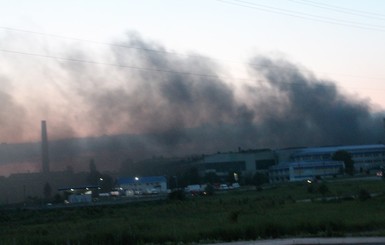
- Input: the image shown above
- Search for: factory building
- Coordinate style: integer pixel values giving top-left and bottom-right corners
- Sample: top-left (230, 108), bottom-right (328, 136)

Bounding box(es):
top-left (291, 144), bottom-right (385, 172)
top-left (195, 149), bottom-right (277, 180)
top-left (269, 160), bottom-right (344, 183)
top-left (269, 144), bottom-right (385, 183)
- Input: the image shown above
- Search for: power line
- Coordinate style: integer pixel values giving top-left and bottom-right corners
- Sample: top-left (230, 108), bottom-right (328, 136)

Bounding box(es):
top-left (1, 48), bottom-right (384, 92)
top-left (0, 26), bottom-right (190, 58)
top-left (0, 26), bottom-right (384, 82)
top-left (290, 0), bottom-right (385, 20)
top-left (217, 0), bottom-right (385, 32)
top-left (0, 48), bottom-right (228, 80)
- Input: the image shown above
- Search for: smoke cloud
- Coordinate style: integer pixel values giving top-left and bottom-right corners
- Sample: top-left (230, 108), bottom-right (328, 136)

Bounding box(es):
top-left (0, 32), bottom-right (384, 171)
top-left (245, 57), bottom-right (382, 147)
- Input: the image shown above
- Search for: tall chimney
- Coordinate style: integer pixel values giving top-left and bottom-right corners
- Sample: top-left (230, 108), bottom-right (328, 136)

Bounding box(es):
top-left (41, 120), bottom-right (50, 173)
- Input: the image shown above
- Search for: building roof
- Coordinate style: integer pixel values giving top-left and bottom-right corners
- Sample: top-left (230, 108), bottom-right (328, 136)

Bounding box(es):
top-left (117, 176), bottom-right (166, 185)
top-left (292, 144), bottom-right (385, 157)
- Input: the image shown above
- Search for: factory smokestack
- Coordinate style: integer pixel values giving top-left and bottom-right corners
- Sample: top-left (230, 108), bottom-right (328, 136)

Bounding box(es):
top-left (41, 120), bottom-right (50, 173)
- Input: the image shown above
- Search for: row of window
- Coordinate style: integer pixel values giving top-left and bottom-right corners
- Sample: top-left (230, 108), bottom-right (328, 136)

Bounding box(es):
top-left (355, 160), bottom-right (385, 164)
top-left (270, 165), bottom-right (341, 174)
top-left (352, 152), bottom-right (385, 158)
top-left (294, 152), bottom-right (385, 162)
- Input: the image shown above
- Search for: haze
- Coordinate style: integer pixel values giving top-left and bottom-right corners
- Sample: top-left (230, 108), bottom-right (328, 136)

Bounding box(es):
top-left (0, 1), bottom-right (384, 173)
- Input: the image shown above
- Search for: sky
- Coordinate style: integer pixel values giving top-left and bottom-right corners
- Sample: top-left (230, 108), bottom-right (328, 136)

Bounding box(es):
top-left (0, 0), bottom-right (385, 147)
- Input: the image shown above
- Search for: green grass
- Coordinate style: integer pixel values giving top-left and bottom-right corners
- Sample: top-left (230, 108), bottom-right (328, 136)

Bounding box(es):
top-left (1, 179), bottom-right (385, 244)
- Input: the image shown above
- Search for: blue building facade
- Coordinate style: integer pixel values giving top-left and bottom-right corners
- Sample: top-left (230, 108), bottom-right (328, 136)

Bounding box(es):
top-left (269, 144), bottom-right (385, 183)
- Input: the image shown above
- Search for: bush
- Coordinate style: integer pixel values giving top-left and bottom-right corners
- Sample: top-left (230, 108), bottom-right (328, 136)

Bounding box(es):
top-left (204, 184), bottom-right (215, 196)
top-left (228, 211), bottom-right (240, 223)
top-left (168, 189), bottom-right (186, 201)
top-left (358, 189), bottom-right (371, 201)
top-left (318, 183), bottom-right (329, 196)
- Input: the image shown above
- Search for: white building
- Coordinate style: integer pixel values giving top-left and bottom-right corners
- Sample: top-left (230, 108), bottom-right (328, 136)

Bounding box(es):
top-left (269, 161), bottom-right (344, 183)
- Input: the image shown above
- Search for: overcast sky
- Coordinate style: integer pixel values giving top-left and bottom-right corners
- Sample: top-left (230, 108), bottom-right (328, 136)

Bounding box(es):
top-left (1, 0), bottom-right (385, 143)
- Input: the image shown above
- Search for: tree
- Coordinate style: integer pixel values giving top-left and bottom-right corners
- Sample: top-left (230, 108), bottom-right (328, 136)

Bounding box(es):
top-left (332, 150), bottom-right (354, 175)
top-left (87, 159), bottom-right (114, 193)
top-left (99, 174), bottom-right (114, 192)
top-left (88, 159), bottom-right (101, 185)
top-left (318, 183), bottom-right (329, 197)
top-left (253, 172), bottom-right (269, 187)
top-left (181, 167), bottom-right (200, 186)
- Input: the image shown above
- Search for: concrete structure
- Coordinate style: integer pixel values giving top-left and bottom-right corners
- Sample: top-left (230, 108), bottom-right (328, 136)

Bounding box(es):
top-left (269, 160), bottom-right (344, 183)
top-left (117, 176), bottom-right (168, 194)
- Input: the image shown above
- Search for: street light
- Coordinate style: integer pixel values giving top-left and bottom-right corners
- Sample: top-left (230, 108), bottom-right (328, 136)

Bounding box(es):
top-left (233, 172), bottom-right (239, 182)
top-left (98, 178), bottom-right (104, 190)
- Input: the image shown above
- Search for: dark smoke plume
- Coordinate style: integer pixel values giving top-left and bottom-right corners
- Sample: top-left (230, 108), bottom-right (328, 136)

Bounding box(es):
top-left (63, 33), bottom-right (382, 153)
top-left (247, 57), bottom-right (383, 147)
top-left (0, 32), bottom-right (384, 173)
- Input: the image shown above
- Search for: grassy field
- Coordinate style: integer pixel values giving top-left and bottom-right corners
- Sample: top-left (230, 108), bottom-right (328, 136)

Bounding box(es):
top-left (1, 178), bottom-right (385, 244)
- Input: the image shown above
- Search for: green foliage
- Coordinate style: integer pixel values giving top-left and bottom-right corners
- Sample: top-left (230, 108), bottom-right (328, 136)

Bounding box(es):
top-left (2, 179), bottom-right (385, 244)
top-left (168, 189), bottom-right (186, 201)
top-left (358, 189), bottom-right (371, 201)
top-left (228, 210), bottom-right (240, 223)
top-left (318, 183), bottom-right (329, 196)
top-left (253, 172), bottom-right (269, 187)
top-left (204, 184), bottom-right (215, 196)
top-left (53, 193), bottom-right (63, 204)
top-left (87, 159), bottom-right (114, 193)
top-left (180, 167), bottom-right (200, 186)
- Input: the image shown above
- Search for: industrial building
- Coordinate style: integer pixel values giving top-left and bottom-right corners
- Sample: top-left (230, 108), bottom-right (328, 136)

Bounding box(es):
top-left (269, 144), bottom-right (385, 183)
top-left (269, 160), bottom-right (344, 183)
top-left (195, 149), bottom-right (276, 180)
top-left (290, 144), bottom-right (385, 172)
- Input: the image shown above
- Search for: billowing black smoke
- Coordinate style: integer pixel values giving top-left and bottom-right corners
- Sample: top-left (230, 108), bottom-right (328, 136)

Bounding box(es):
top-left (247, 57), bottom-right (383, 147)
top-left (0, 32), bottom-right (384, 171)
top-left (63, 33), bottom-right (382, 154)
